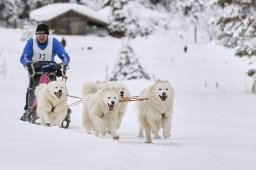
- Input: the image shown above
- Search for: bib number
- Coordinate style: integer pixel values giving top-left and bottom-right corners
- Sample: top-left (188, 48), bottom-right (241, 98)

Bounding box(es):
top-left (38, 53), bottom-right (46, 60)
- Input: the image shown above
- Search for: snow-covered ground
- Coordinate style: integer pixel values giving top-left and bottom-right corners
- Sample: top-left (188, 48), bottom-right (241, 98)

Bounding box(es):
top-left (0, 27), bottom-right (256, 170)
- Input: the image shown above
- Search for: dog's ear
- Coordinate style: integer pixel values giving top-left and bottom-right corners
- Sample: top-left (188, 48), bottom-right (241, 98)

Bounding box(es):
top-left (164, 80), bottom-right (170, 83)
top-left (96, 80), bottom-right (106, 84)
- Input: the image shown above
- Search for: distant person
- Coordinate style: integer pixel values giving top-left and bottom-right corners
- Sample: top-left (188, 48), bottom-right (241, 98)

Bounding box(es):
top-left (19, 23), bottom-right (71, 126)
top-left (61, 36), bottom-right (66, 47)
top-left (184, 46), bottom-right (188, 53)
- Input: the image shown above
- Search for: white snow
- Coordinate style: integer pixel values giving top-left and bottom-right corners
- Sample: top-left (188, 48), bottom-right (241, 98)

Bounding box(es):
top-left (30, 3), bottom-right (108, 23)
top-left (0, 27), bottom-right (256, 170)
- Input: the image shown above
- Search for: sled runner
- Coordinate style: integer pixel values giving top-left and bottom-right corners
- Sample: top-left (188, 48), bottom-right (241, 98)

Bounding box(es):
top-left (20, 61), bottom-right (71, 128)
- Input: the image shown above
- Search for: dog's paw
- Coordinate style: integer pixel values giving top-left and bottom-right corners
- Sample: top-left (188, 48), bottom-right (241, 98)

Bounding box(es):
top-left (137, 134), bottom-right (144, 138)
top-left (101, 131), bottom-right (106, 137)
top-left (163, 133), bottom-right (171, 139)
top-left (163, 136), bottom-right (170, 139)
top-left (145, 140), bottom-right (152, 144)
top-left (112, 135), bottom-right (120, 140)
top-left (155, 135), bottom-right (161, 139)
top-left (95, 131), bottom-right (100, 137)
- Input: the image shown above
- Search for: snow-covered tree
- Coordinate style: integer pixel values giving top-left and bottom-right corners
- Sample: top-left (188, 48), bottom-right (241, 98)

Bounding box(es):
top-left (137, 0), bottom-right (171, 12)
top-left (170, 0), bottom-right (207, 43)
top-left (215, 0), bottom-right (256, 57)
top-left (0, 0), bottom-right (56, 27)
top-left (20, 20), bottom-right (38, 41)
top-left (27, 0), bottom-right (55, 10)
top-left (109, 39), bottom-right (150, 81)
top-left (105, 0), bottom-right (128, 37)
top-left (80, 0), bottom-right (105, 9)
top-left (105, 0), bottom-right (154, 38)
top-left (19, 0), bottom-right (55, 19)
top-left (0, 0), bottom-right (24, 27)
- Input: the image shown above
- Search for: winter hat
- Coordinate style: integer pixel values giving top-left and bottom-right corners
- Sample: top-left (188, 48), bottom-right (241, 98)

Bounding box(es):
top-left (36, 24), bottom-right (49, 35)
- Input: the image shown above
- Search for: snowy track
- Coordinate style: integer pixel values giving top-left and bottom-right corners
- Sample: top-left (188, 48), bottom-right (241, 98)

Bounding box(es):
top-left (0, 28), bottom-right (255, 170)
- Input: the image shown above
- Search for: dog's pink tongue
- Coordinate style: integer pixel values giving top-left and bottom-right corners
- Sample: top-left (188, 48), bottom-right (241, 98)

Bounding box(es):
top-left (55, 92), bottom-right (62, 99)
top-left (160, 95), bottom-right (167, 101)
top-left (108, 104), bottom-right (114, 111)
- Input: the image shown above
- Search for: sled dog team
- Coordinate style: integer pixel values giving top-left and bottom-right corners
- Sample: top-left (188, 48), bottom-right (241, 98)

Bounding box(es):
top-left (35, 79), bottom-right (174, 143)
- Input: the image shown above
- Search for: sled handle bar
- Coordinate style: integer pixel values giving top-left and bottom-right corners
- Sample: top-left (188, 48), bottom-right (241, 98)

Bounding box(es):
top-left (25, 62), bottom-right (68, 79)
top-left (28, 62), bottom-right (36, 77)
top-left (61, 64), bottom-right (68, 81)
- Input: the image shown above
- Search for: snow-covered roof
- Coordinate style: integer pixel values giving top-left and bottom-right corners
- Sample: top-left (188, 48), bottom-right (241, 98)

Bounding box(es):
top-left (30, 3), bottom-right (108, 24)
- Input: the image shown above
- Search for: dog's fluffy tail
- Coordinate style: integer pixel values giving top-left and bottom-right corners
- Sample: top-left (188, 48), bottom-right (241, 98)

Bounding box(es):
top-left (35, 83), bottom-right (47, 96)
top-left (82, 81), bottom-right (97, 97)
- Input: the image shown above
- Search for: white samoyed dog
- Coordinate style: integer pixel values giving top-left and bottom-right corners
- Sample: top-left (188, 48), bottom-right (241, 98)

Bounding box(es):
top-left (82, 82), bottom-right (120, 140)
top-left (137, 80), bottom-right (174, 143)
top-left (35, 80), bottom-right (68, 127)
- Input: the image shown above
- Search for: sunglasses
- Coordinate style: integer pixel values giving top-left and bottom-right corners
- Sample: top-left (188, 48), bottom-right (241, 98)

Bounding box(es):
top-left (36, 34), bottom-right (48, 38)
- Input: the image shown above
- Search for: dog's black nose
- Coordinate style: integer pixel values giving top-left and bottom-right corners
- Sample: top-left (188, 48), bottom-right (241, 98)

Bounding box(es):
top-left (162, 92), bottom-right (166, 96)
top-left (120, 91), bottom-right (124, 95)
top-left (59, 89), bottom-right (62, 93)
top-left (111, 101), bottom-right (115, 105)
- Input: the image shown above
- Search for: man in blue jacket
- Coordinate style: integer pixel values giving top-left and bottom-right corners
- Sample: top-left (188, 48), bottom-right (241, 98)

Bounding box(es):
top-left (20, 23), bottom-right (70, 67)
top-left (20, 23), bottom-right (71, 128)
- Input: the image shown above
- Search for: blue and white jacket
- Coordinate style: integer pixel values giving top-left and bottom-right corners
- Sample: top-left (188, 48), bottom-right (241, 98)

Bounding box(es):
top-left (20, 36), bottom-right (70, 66)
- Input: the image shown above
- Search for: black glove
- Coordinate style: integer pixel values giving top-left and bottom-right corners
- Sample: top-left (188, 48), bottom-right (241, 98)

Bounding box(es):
top-left (56, 69), bottom-right (62, 77)
top-left (26, 62), bottom-right (42, 73)
top-left (33, 62), bottom-right (42, 69)
top-left (53, 63), bottom-right (62, 70)
top-left (55, 64), bottom-right (68, 77)
top-left (53, 64), bottom-right (62, 77)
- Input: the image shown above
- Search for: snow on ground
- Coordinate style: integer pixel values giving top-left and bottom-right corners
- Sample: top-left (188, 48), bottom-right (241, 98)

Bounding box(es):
top-left (0, 27), bottom-right (256, 170)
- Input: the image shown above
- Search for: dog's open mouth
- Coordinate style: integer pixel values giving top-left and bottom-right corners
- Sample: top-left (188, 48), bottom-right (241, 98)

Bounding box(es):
top-left (159, 95), bottom-right (167, 101)
top-left (108, 104), bottom-right (114, 111)
top-left (54, 92), bottom-right (62, 99)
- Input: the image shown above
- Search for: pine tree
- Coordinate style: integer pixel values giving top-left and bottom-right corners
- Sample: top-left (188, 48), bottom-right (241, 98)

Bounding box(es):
top-left (20, 20), bottom-right (37, 41)
top-left (170, 0), bottom-right (207, 43)
top-left (19, 0), bottom-right (53, 19)
top-left (147, 0), bottom-right (172, 11)
top-left (105, 0), bottom-right (154, 38)
top-left (27, 0), bottom-right (55, 10)
top-left (215, 0), bottom-right (256, 57)
top-left (0, 0), bottom-right (24, 28)
top-left (109, 39), bottom-right (150, 81)
top-left (0, 0), bottom-right (55, 27)
top-left (104, 0), bottom-right (128, 37)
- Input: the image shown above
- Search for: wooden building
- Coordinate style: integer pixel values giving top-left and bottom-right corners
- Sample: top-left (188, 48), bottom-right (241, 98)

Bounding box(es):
top-left (30, 3), bottom-right (108, 35)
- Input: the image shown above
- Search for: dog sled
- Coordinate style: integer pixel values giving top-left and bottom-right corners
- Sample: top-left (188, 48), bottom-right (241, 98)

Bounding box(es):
top-left (20, 61), bottom-right (71, 128)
